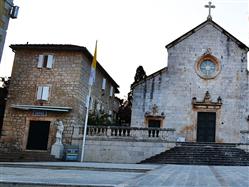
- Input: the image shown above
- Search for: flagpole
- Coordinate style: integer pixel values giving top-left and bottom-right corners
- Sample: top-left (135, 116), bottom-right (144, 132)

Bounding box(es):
top-left (80, 86), bottom-right (92, 162)
top-left (80, 41), bottom-right (97, 162)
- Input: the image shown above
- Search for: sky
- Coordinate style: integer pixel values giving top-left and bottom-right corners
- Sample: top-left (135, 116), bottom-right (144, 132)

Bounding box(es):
top-left (0, 0), bottom-right (248, 98)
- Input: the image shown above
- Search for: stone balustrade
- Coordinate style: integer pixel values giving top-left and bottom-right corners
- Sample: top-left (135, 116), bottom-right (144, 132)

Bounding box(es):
top-left (74, 126), bottom-right (176, 141)
top-left (240, 130), bottom-right (249, 144)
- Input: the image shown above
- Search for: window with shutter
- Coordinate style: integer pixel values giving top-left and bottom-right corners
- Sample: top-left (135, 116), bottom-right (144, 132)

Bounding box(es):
top-left (36, 86), bottom-right (50, 101)
top-left (37, 55), bottom-right (44, 68)
top-left (110, 86), bottom-right (113, 97)
top-left (37, 86), bottom-right (43, 100)
top-left (37, 54), bottom-right (54, 69)
top-left (42, 86), bottom-right (49, 101)
top-left (46, 55), bottom-right (54, 69)
top-left (43, 55), bottom-right (48, 67)
top-left (102, 78), bottom-right (106, 90)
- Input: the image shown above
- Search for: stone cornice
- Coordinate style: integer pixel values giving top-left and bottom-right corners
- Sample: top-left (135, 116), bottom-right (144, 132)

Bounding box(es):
top-left (11, 104), bottom-right (72, 112)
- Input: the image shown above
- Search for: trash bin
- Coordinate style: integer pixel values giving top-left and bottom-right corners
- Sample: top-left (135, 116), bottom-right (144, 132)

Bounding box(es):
top-left (65, 147), bottom-right (79, 161)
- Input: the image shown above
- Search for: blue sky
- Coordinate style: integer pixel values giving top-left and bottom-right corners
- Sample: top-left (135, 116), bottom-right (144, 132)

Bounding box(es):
top-left (0, 0), bottom-right (248, 97)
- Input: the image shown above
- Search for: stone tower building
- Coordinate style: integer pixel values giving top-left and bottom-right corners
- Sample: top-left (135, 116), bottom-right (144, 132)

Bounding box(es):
top-left (0, 44), bottom-right (119, 152)
top-left (131, 19), bottom-right (249, 143)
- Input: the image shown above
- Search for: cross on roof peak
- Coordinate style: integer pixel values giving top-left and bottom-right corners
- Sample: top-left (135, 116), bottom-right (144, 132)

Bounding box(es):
top-left (205, 1), bottom-right (215, 20)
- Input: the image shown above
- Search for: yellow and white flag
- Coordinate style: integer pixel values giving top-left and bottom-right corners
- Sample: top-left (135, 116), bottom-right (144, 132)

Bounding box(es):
top-left (88, 41), bottom-right (97, 86)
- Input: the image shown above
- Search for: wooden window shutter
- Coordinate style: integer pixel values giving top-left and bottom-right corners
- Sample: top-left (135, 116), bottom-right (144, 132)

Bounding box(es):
top-left (37, 55), bottom-right (44, 68)
top-left (46, 55), bottom-right (54, 69)
top-left (102, 78), bottom-right (106, 90)
top-left (41, 86), bottom-right (49, 101)
top-left (37, 86), bottom-right (43, 100)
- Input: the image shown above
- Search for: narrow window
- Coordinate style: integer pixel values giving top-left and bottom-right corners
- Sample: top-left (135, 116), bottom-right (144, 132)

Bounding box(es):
top-left (46, 55), bottom-right (54, 69)
top-left (37, 55), bottom-right (44, 68)
top-left (37, 86), bottom-right (43, 100)
top-left (102, 78), bottom-right (106, 90)
top-left (43, 55), bottom-right (48, 67)
top-left (37, 86), bottom-right (49, 101)
top-left (37, 54), bottom-right (54, 69)
top-left (109, 86), bottom-right (113, 97)
top-left (148, 120), bottom-right (161, 128)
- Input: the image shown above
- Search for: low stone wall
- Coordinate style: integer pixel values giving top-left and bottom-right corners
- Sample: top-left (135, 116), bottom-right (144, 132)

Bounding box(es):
top-left (73, 137), bottom-right (175, 163)
top-left (73, 125), bottom-right (176, 141)
top-left (71, 126), bottom-right (176, 163)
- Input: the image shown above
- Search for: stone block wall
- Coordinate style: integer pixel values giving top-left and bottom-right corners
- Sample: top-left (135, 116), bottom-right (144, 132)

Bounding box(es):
top-left (80, 138), bottom-right (175, 163)
top-left (1, 46), bottom-right (119, 152)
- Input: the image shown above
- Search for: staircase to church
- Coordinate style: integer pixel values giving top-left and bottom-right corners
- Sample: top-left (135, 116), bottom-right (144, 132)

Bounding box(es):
top-left (140, 143), bottom-right (249, 166)
top-left (0, 151), bottom-right (58, 162)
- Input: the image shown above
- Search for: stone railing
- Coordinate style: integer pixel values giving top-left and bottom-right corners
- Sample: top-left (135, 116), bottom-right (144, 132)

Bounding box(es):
top-left (74, 126), bottom-right (176, 141)
top-left (240, 130), bottom-right (249, 144)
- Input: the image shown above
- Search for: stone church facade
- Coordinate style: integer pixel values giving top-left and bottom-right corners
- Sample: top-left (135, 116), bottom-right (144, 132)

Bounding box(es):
top-left (131, 19), bottom-right (249, 143)
top-left (0, 44), bottom-right (119, 152)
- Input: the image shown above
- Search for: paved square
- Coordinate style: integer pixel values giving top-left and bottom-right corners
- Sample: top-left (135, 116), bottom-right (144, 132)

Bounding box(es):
top-left (0, 162), bottom-right (248, 187)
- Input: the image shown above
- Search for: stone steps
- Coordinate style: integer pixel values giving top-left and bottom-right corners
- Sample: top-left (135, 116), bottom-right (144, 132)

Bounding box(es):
top-left (178, 142), bottom-right (237, 147)
top-left (140, 143), bottom-right (249, 166)
top-left (0, 151), bottom-right (58, 162)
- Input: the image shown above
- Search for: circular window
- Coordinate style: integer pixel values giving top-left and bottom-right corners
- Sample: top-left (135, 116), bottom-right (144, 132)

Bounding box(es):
top-left (195, 54), bottom-right (221, 79)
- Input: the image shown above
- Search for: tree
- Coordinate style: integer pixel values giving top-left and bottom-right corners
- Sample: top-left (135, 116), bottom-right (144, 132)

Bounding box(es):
top-left (117, 92), bottom-right (132, 126)
top-left (0, 77), bottom-right (10, 136)
top-left (134, 66), bottom-right (146, 83)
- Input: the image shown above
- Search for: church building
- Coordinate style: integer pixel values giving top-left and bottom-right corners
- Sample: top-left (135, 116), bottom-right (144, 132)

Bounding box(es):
top-left (0, 3), bottom-right (248, 164)
top-left (131, 11), bottom-right (249, 144)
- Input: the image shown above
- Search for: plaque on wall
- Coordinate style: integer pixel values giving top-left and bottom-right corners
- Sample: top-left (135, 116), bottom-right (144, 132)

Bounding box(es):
top-left (32, 110), bottom-right (47, 116)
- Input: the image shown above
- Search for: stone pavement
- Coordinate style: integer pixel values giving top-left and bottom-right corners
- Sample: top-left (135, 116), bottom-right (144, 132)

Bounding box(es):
top-left (0, 162), bottom-right (248, 187)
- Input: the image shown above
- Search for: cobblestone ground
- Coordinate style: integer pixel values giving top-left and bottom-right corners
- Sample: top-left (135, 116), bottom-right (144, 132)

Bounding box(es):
top-left (0, 163), bottom-right (248, 187)
top-left (119, 165), bottom-right (249, 187)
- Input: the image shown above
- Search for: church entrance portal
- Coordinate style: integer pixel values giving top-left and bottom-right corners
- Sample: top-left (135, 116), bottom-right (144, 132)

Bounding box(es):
top-left (26, 121), bottom-right (50, 150)
top-left (197, 112), bottom-right (216, 142)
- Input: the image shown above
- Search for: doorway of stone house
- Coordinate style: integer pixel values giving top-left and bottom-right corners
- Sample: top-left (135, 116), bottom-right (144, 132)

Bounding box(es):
top-left (26, 120), bottom-right (50, 150)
